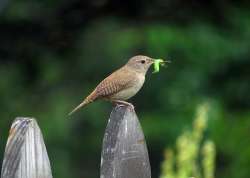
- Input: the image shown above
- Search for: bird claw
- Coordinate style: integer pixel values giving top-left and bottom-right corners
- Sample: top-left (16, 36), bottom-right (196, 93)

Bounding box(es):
top-left (116, 104), bottom-right (134, 111)
top-left (127, 103), bottom-right (135, 111)
top-left (112, 100), bottom-right (135, 111)
top-left (116, 103), bottom-right (126, 109)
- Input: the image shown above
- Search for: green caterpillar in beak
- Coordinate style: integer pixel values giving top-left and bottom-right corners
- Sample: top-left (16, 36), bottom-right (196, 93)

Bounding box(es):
top-left (152, 59), bottom-right (170, 73)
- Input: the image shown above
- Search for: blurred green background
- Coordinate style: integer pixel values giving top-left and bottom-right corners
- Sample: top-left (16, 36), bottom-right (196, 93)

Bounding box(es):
top-left (0, 0), bottom-right (250, 178)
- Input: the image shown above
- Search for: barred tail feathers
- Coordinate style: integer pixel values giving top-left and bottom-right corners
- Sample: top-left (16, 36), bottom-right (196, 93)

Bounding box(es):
top-left (68, 91), bottom-right (97, 116)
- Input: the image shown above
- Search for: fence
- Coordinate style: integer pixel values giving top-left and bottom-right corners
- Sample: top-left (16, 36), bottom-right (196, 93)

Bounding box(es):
top-left (1, 106), bottom-right (151, 178)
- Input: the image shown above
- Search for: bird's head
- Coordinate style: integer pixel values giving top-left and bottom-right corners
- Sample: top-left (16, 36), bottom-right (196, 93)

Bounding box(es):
top-left (126, 55), bottom-right (155, 75)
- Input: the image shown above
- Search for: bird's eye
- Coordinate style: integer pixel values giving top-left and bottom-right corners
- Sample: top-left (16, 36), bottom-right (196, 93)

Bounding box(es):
top-left (141, 60), bottom-right (145, 64)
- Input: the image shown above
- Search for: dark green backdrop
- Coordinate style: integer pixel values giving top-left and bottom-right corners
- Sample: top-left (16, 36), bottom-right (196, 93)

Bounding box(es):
top-left (0, 0), bottom-right (250, 178)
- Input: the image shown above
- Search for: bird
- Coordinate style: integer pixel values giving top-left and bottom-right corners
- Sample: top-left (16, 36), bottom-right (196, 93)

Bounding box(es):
top-left (69, 55), bottom-right (156, 115)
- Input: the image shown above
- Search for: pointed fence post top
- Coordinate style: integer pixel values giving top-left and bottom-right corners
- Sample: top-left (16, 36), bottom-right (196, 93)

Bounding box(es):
top-left (100, 106), bottom-right (151, 178)
top-left (1, 117), bottom-right (53, 178)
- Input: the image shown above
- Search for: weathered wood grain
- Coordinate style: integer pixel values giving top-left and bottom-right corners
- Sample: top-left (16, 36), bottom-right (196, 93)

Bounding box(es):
top-left (100, 106), bottom-right (151, 178)
top-left (1, 117), bottom-right (52, 178)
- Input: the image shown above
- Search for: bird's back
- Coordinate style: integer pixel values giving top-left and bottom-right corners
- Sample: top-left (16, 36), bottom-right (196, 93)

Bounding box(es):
top-left (94, 66), bottom-right (139, 100)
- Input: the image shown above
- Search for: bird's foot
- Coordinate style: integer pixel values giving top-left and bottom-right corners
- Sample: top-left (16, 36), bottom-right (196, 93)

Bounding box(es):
top-left (112, 100), bottom-right (135, 111)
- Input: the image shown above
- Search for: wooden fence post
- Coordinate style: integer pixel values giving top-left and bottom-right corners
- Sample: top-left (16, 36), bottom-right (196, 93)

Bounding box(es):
top-left (1, 117), bottom-right (53, 178)
top-left (100, 106), bottom-right (151, 178)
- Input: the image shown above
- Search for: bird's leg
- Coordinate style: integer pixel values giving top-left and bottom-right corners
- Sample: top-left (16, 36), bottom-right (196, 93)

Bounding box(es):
top-left (112, 100), bottom-right (135, 110)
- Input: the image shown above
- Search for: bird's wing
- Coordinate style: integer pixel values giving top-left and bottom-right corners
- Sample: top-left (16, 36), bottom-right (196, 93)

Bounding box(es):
top-left (95, 67), bottom-right (135, 98)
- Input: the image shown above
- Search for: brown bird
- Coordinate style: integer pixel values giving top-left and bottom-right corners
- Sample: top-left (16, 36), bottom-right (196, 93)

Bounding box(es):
top-left (69, 55), bottom-right (155, 115)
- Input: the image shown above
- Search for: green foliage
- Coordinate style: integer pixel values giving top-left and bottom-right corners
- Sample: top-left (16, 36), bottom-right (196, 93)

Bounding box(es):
top-left (160, 103), bottom-right (216, 178)
top-left (0, 1), bottom-right (250, 178)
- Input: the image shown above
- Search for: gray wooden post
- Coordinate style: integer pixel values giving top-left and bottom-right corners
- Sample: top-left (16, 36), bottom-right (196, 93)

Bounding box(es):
top-left (1, 117), bottom-right (53, 178)
top-left (100, 106), bottom-right (151, 178)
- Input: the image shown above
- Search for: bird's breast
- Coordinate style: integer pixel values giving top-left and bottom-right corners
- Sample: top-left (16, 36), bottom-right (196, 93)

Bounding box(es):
top-left (110, 74), bottom-right (145, 100)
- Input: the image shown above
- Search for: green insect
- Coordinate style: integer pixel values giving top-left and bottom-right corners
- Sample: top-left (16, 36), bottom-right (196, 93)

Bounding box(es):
top-left (152, 59), bottom-right (170, 73)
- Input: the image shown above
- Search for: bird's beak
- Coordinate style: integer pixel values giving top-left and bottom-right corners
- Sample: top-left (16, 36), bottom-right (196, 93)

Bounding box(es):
top-left (165, 59), bottom-right (171, 63)
top-left (151, 58), bottom-right (171, 65)
top-left (148, 58), bottom-right (155, 64)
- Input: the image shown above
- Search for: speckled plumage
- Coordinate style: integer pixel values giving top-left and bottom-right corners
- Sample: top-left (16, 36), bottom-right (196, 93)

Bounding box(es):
top-left (69, 55), bottom-right (154, 115)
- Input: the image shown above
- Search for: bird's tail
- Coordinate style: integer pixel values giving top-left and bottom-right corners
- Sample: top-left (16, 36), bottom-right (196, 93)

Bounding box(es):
top-left (68, 100), bottom-right (88, 116)
top-left (68, 91), bottom-right (96, 116)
